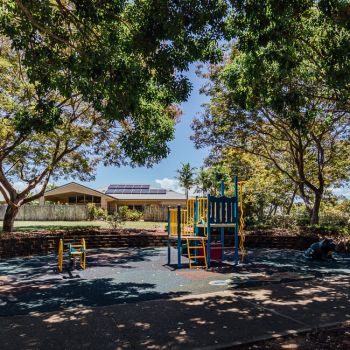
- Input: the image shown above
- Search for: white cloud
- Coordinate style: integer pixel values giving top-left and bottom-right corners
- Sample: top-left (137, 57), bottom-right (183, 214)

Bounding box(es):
top-left (155, 177), bottom-right (197, 196)
top-left (155, 178), bottom-right (184, 194)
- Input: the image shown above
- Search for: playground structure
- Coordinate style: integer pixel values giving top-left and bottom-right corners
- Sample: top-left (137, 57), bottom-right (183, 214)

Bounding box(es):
top-left (57, 238), bottom-right (87, 273)
top-left (167, 176), bottom-right (245, 268)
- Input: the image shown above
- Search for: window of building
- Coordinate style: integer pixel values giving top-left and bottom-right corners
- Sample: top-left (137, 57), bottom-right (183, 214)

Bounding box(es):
top-left (85, 195), bottom-right (93, 203)
top-left (93, 196), bottom-right (101, 204)
top-left (76, 195), bottom-right (85, 204)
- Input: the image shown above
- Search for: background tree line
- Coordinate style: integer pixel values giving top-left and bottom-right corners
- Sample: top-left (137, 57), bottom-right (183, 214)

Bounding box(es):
top-left (192, 0), bottom-right (350, 226)
top-left (177, 159), bottom-right (350, 235)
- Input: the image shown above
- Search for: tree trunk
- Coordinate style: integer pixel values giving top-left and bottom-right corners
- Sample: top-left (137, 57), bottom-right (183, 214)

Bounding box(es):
top-left (258, 199), bottom-right (264, 221)
top-left (286, 187), bottom-right (297, 215)
top-left (3, 205), bottom-right (19, 233)
top-left (273, 205), bottom-right (278, 215)
top-left (310, 193), bottom-right (322, 225)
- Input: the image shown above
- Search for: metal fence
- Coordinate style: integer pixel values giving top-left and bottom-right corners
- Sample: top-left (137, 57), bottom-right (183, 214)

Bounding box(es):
top-left (0, 204), bottom-right (88, 221)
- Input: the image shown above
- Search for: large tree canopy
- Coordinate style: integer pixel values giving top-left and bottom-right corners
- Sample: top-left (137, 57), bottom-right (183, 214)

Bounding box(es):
top-left (1, 0), bottom-right (227, 144)
top-left (192, 1), bottom-right (350, 224)
top-left (225, 0), bottom-right (350, 117)
top-left (0, 36), bottom-right (130, 231)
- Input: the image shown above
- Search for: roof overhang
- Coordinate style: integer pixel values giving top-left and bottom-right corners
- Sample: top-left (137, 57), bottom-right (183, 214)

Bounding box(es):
top-left (44, 182), bottom-right (116, 201)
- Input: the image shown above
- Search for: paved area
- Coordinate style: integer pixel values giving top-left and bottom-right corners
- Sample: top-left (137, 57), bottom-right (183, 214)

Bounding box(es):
top-left (0, 247), bottom-right (349, 349)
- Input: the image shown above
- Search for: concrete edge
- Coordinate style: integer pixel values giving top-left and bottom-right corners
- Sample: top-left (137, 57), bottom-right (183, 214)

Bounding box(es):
top-left (196, 320), bottom-right (350, 350)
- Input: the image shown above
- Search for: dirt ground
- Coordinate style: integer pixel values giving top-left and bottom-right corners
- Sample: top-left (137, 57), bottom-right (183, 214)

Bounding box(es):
top-left (238, 324), bottom-right (350, 350)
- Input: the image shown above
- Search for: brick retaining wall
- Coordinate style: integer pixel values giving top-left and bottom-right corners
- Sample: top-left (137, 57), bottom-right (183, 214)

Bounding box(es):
top-left (0, 229), bottom-right (348, 259)
top-left (0, 229), bottom-right (167, 259)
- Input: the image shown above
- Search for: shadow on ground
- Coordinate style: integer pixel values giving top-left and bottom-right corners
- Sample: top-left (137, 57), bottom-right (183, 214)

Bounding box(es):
top-left (0, 247), bottom-right (188, 316)
top-left (0, 276), bottom-right (349, 350)
top-left (1, 247), bottom-right (350, 319)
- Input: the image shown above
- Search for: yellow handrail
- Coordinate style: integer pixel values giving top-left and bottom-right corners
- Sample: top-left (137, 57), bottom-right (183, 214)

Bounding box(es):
top-left (238, 182), bottom-right (246, 261)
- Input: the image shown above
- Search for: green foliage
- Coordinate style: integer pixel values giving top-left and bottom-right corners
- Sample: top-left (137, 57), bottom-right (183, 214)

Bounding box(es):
top-left (304, 224), bottom-right (349, 237)
top-left (0, 0), bottom-right (227, 163)
top-left (96, 207), bottom-right (107, 220)
top-left (265, 215), bottom-right (299, 230)
top-left (176, 162), bottom-right (196, 199)
top-left (118, 206), bottom-right (143, 221)
top-left (87, 203), bottom-right (98, 221)
top-left (195, 165), bottom-right (231, 196)
top-left (246, 200), bottom-right (350, 236)
top-left (107, 213), bottom-right (124, 230)
top-left (87, 203), bottom-right (107, 220)
top-left (118, 206), bottom-right (130, 220)
top-left (126, 210), bottom-right (143, 222)
top-left (225, 0), bottom-right (350, 111)
top-left (195, 167), bottom-right (213, 196)
top-left (192, 3), bottom-right (350, 223)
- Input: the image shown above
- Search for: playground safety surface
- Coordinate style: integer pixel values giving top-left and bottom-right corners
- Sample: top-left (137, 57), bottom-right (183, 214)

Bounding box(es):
top-left (0, 247), bottom-right (350, 349)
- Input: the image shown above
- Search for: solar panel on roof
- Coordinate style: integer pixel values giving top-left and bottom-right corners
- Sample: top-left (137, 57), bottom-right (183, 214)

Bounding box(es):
top-left (148, 189), bottom-right (166, 194)
top-left (107, 184), bottom-right (150, 190)
top-left (106, 185), bottom-right (167, 195)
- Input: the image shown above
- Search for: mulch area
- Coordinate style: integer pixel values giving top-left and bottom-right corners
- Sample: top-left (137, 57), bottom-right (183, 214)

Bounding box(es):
top-left (237, 324), bottom-right (350, 350)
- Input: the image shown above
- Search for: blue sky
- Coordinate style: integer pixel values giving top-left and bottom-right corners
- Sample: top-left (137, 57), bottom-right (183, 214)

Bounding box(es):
top-left (67, 63), bottom-right (210, 192)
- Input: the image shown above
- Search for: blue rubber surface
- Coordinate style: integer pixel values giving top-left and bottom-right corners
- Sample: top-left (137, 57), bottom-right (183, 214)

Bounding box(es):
top-left (0, 247), bottom-right (349, 316)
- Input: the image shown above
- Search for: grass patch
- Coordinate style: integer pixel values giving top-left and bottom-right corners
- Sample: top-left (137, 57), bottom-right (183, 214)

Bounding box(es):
top-left (0, 220), bottom-right (166, 232)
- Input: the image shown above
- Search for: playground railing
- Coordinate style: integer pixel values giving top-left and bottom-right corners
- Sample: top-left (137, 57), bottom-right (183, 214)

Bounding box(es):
top-left (169, 207), bottom-right (194, 237)
top-left (208, 195), bottom-right (237, 224)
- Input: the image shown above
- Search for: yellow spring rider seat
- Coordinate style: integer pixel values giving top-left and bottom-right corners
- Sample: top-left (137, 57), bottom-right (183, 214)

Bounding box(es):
top-left (57, 238), bottom-right (87, 273)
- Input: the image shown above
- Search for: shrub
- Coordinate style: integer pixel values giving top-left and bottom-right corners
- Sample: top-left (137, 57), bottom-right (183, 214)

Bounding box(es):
top-left (96, 207), bottom-right (107, 220)
top-left (87, 203), bottom-right (107, 220)
top-left (118, 206), bottom-right (129, 220)
top-left (304, 224), bottom-right (349, 237)
top-left (126, 210), bottom-right (143, 221)
top-left (87, 203), bottom-right (98, 221)
top-left (118, 206), bottom-right (143, 221)
top-left (320, 208), bottom-right (350, 227)
top-left (107, 213), bottom-right (124, 229)
top-left (266, 215), bottom-right (298, 229)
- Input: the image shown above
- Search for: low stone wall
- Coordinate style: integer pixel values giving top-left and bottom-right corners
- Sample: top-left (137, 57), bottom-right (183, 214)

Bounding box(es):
top-left (0, 228), bottom-right (348, 259)
top-left (0, 229), bottom-right (167, 259)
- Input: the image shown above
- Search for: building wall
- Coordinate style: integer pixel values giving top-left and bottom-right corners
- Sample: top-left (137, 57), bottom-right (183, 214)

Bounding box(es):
top-left (116, 199), bottom-right (186, 212)
top-left (42, 183), bottom-right (186, 213)
top-left (43, 183), bottom-right (116, 210)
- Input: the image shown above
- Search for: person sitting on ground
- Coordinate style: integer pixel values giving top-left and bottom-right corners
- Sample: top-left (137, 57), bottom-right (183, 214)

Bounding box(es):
top-left (303, 238), bottom-right (336, 260)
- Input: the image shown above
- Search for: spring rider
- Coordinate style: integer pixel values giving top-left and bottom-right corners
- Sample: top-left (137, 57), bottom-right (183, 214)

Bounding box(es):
top-left (57, 238), bottom-right (87, 273)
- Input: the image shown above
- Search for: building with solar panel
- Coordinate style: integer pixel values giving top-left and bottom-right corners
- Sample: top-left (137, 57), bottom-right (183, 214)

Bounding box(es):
top-left (40, 182), bottom-right (186, 214)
